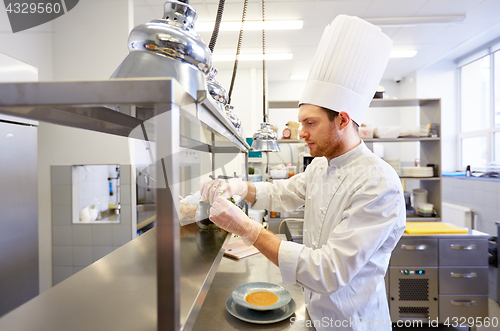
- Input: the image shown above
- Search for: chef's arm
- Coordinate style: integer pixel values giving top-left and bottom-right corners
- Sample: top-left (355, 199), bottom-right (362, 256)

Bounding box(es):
top-left (253, 228), bottom-right (281, 266)
top-left (242, 181), bottom-right (257, 204)
top-left (279, 178), bottom-right (405, 296)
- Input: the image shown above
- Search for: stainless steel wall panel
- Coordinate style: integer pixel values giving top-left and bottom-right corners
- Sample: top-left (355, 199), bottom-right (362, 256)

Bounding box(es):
top-left (0, 122), bottom-right (38, 317)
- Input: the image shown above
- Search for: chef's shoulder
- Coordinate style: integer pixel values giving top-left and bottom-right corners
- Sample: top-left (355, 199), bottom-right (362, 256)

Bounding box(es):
top-left (351, 152), bottom-right (403, 193)
top-left (304, 156), bottom-right (328, 172)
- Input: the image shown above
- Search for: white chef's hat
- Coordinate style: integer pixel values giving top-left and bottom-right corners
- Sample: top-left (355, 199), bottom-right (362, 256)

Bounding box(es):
top-left (299, 15), bottom-right (392, 125)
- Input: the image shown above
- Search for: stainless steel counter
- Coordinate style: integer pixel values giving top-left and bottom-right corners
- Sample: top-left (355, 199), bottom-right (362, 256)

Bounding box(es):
top-left (0, 224), bottom-right (228, 330)
top-left (192, 237), bottom-right (314, 331)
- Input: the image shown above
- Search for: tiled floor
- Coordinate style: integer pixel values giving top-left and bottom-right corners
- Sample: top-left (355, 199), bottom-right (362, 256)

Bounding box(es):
top-left (393, 299), bottom-right (500, 330)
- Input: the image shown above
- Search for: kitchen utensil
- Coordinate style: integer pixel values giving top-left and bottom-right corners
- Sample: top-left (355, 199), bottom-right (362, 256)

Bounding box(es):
top-left (231, 282), bottom-right (292, 311)
top-left (224, 239), bottom-right (260, 259)
top-left (225, 296), bottom-right (296, 324)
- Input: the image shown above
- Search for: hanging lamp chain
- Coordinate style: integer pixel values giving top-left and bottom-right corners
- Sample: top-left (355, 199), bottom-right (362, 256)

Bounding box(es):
top-left (208, 0), bottom-right (226, 53)
top-left (262, 0), bottom-right (266, 123)
top-left (228, 0), bottom-right (248, 104)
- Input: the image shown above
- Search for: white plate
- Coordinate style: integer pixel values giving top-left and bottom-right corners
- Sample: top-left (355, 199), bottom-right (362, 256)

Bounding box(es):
top-left (231, 282), bottom-right (292, 311)
top-left (225, 296), bottom-right (296, 324)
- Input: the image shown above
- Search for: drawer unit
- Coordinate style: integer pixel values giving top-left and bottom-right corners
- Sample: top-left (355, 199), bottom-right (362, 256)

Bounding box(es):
top-left (389, 267), bottom-right (438, 322)
top-left (439, 239), bottom-right (488, 266)
top-left (438, 267), bottom-right (489, 295)
top-left (438, 295), bottom-right (489, 323)
top-left (391, 238), bottom-right (438, 266)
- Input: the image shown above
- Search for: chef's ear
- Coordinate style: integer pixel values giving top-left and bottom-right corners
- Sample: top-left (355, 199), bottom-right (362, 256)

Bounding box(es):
top-left (337, 111), bottom-right (352, 130)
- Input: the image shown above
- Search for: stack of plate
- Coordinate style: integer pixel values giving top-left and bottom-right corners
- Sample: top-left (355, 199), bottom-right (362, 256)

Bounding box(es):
top-left (383, 158), bottom-right (400, 175)
top-left (401, 167), bottom-right (434, 177)
top-left (226, 282), bottom-right (296, 324)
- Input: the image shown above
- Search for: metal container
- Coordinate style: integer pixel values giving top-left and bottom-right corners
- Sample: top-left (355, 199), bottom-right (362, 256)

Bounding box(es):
top-left (206, 67), bottom-right (228, 110)
top-left (111, 1), bottom-right (212, 99)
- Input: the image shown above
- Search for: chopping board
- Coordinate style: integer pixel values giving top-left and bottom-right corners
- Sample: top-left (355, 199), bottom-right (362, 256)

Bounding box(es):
top-left (405, 222), bottom-right (468, 235)
top-left (224, 239), bottom-right (260, 259)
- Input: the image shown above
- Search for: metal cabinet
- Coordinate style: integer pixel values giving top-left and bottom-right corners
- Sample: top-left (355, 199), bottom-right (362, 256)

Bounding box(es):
top-left (388, 233), bottom-right (490, 324)
top-left (437, 238), bottom-right (489, 323)
top-left (390, 238), bottom-right (438, 266)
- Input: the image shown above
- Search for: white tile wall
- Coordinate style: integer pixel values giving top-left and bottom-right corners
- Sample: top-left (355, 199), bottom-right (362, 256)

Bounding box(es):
top-left (51, 165), bottom-right (133, 286)
top-left (442, 177), bottom-right (499, 236)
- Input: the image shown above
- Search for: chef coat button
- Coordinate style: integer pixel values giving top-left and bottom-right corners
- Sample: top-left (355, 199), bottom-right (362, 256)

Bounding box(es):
top-left (319, 208), bottom-right (324, 213)
top-left (304, 229), bottom-right (308, 233)
top-left (308, 197), bottom-right (311, 200)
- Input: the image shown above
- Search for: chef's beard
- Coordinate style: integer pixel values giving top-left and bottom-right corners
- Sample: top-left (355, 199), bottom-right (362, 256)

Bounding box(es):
top-left (308, 126), bottom-right (343, 160)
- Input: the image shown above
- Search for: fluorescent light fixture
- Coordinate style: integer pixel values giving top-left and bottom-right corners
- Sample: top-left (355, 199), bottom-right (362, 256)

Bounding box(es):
top-left (365, 15), bottom-right (466, 27)
top-left (390, 50), bottom-right (418, 58)
top-left (196, 20), bottom-right (303, 32)
top-left (212, 53), bottom-right (293, 62)
top-left (290, 74), bottom-right (308, 80)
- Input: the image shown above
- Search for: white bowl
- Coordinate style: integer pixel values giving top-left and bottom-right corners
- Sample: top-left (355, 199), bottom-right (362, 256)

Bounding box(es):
top-left (270, 169), bottom-right (287, 179)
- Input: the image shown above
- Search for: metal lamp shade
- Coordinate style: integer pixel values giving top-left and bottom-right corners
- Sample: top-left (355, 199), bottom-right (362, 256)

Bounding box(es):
top-left (251, 123), bottom-right (280, 152)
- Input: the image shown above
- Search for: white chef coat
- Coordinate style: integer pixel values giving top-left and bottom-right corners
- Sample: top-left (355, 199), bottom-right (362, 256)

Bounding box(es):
top-left (253, 142), bottom-right (406, 331)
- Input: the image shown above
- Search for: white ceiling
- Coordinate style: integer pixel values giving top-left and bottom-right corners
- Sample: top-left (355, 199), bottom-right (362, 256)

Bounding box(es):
top-left (133, 0), bottom-right (500, 82)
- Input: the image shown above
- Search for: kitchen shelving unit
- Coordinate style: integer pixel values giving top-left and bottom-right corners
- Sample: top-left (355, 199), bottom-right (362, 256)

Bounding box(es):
top-left (0, 78), bottom-right (249, 331)
top-left (367, 98), bottom-right (442, 222)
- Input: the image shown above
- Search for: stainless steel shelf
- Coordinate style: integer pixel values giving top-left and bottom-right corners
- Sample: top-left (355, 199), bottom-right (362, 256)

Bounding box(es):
top-left (277, 139), bottom-right (306, 143)
top-left (364, 137), bottom-right (440, 142)
top-left (400, 177), bottom-right (441, 180)
top-left (407, 216), bottom-right (441, 222)
top-left (268, 98), bottom-right (441, 109)
top-left (0, 79), bottom-right (250, 151)
top-left (369, 99), bottom-right (440, 107)
top-left (0, 78), bottom-right (249, 330)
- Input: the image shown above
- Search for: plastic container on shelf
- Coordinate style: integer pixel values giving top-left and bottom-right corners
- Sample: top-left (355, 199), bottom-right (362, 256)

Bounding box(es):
top-left (270, 169), bottom-right (287, 179)
top-left (373, 126), bottom-right (402, 138)
top-left (287, 166), bottom-right (296, 178)
top-left (412, 188), bottom-right (428, 210)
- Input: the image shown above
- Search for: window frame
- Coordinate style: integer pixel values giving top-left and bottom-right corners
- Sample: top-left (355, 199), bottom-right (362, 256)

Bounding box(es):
top-left (457, 43), bottom-right (500, 171)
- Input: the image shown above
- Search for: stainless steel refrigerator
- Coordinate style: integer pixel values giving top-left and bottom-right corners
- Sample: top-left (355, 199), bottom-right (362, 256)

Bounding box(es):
top-left (0, 115), bottom-right (38, 317)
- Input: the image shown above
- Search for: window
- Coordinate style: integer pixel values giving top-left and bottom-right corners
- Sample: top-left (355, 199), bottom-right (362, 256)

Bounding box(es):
top-left (460, 56), bottom-right (490, 133)
top-left (458, 46), bottom-right (500, 169)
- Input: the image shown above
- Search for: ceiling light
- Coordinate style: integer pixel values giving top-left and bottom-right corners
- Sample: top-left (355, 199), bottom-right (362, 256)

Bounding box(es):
top-left (196, 20), bottom-right (303, 32)
top-left (290, 74), bottom-right (308, 80)
top-left (390, 50), bottom-right (418, 58)
top-left (365, 15), bottom-right (466, 27)
top-left (212, 53), bottom-right (293, 62)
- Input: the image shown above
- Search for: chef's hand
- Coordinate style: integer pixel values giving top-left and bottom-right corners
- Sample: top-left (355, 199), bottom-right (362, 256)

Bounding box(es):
top-left (200, 178), bottom-right (248, 204)
top-left (209, 196), bottom-right (263, 245)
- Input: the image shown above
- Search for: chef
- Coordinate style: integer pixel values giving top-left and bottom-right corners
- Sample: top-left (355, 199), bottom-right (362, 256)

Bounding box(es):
top-left (201, 15), bottom-right (406, 330)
